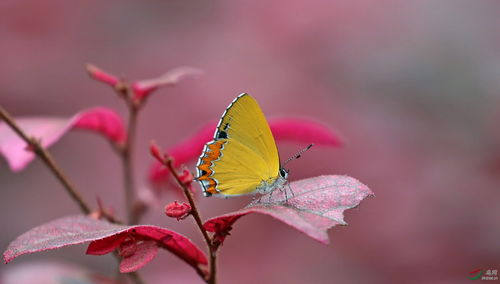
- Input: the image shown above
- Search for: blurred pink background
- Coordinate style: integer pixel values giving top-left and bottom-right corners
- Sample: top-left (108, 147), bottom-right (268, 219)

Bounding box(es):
top-left (1, 1), bottom-right (499, 283)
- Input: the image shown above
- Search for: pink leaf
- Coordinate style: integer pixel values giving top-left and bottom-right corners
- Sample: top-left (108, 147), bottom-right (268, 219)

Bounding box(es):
top-left (71, 107), bottom-right (126, 143)
top-left (203, 175), bottom-right (373, 245)
top-left (119, 240), bottom-right (159, 273)
top-left (3, 215), bottom-right (207, 273)
top-left (148, 118), bottom-right (344, 187)
top-left (0, 107), bottom-right (125, 172)
top-left (132, 66), bottom-right (203, 100)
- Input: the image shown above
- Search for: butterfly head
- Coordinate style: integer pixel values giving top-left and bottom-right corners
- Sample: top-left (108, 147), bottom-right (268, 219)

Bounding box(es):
top-left (279, 167), bottom-right (289, 180)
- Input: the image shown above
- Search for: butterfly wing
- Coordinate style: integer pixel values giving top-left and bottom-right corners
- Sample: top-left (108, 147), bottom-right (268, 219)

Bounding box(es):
top-left (197, 138), bottom-right (273, 196)
top-left (214, 94), bottom-right (280, 172)
top-left (196, 93), bottom-right (281, 196)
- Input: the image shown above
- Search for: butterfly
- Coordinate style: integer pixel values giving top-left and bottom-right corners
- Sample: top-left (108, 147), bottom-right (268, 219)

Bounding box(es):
top-left (196, 93), bottom-right (289, 197)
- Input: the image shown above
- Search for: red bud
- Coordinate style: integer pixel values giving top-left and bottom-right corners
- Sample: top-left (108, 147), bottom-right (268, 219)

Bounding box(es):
top-left (131, 82), bottom-right (157, 101)
top-left (179, 169), bottom-right (194, 186)
top-left (150, 141), bottom-right (164, 163)
top-left (85, 64), bottom-right (119, 87)
top-left (165, 201), bottom-right (191, 220)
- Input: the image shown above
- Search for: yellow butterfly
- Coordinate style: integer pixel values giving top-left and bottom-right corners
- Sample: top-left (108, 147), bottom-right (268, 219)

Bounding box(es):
top-left (196, 93), bottom-right (288, 197)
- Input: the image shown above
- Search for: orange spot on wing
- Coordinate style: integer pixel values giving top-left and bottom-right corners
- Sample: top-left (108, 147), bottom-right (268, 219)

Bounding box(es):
top-left (197, 140), bottom-right (227, 194)
top-left (206, 186), bottom-right (218, 194)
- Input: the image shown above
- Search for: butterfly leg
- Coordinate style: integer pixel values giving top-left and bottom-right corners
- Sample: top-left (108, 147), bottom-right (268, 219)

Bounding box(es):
top-left (267, 189), bottom-right (275, 203)
top-left (253, 194), bottom-right (263, 204)
top-left (278, 186), bottom-right (289, 203)
top-left (283, 182), bottom-right (295, 204)
top-left (287, 182), bottom-right (295, 197)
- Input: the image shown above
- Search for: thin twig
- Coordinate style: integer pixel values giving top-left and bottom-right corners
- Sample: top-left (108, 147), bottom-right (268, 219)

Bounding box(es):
top-left (0, 105), bottom-right (91, 214)
top-left (111, 82), bottom-right (141, 225)
top-left (123, 103), bottom-right (139, 224)
top-left (1, 105), bottom-right (146, 284)
top-left (157, 242), bottom-right (208, 281)
top-left (164, 158), bottom-right (216, 284)
top-left (208, 247), bottom-right (217, 284)
top-left (127, 271), bottom-right (146, 284)
top-left (165, 159), bottom-right (211, 248)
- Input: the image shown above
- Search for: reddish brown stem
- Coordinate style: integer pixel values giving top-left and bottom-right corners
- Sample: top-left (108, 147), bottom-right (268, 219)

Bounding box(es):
top-left (164, 158), bottom-right (217, 284)
top-left (0, 105), bottom-right (91, 214)
top-left (123, 103), bottom-right (139, 224)
top-left (1, 105), bottom-right (146, 284)
top-left (127, 271), bottom-right (146, 284)
top-left (112, 83), bottom-right (141, 224)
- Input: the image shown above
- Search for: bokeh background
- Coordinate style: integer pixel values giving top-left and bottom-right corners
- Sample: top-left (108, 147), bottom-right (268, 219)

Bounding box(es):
top-left (1, 1), bottom-right (499, 283)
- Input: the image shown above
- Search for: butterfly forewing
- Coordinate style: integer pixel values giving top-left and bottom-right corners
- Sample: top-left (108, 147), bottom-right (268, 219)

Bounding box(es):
top-left (196, 93), bottom-right (281, 196)
top-left (214, 94), bottom-right (280, 173)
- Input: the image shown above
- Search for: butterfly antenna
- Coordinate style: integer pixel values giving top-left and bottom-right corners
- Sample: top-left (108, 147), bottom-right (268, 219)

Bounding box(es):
top-left (283, 144), bottom-right (314, 166)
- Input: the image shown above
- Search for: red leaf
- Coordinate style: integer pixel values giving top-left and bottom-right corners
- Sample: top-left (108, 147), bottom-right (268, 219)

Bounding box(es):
top-left (148, 118), bottom-right (344, 187)
top-left (117, 236), bottom-right (138, 258)
top-left (132, 66), bottom-right (203, 100)
top-left (203, 175), bottom-right (373, 244)
top-left (119, 240), bottom-right (159, 273)
top-left (0, 107), bottom-right (125, 171)
top-left (3, 215), bottom-right (207, 273)
top-left (86, 234), bottom-right (127, 255)
top-left (269, 118), bottom-right (344, 147)
top-left (148, 122), bottom-right (215, 186)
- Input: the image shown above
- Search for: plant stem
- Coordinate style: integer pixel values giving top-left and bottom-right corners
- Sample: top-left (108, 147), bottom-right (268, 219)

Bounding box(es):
top-left (208, 248), bottom-right (217, 284)
top-left (0, 105), bottom-right (91, 214)
top-left (128, 271), bottom-right (146, 284)
top-left (122, 102), bottom-right (139, 224)
top-left (164, 159), bottom-right (217, 284)
top-left (1, 105), bottom-right (146, 284)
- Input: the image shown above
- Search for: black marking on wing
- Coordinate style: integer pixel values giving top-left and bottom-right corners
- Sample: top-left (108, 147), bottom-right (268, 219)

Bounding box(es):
top-left (217, 130), bottom-right (228, 139)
